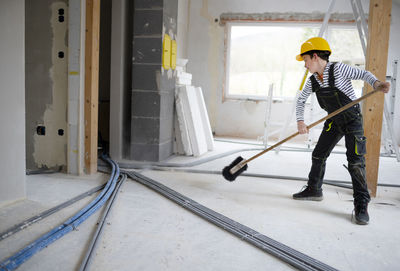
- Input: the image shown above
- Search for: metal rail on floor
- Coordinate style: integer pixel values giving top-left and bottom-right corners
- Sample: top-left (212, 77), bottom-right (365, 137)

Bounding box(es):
top-left (125, 170), bottom-right (339, 271)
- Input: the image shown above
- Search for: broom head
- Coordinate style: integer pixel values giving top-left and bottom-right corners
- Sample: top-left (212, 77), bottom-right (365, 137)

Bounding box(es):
top-left (222, 156), bottom-right (248, 181)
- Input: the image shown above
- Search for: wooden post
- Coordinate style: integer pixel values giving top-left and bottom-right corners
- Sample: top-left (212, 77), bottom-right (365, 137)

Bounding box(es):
top-left (362, 0), bottom-right (391, 196)
top-left (84, 0), bottom-right (100, 174)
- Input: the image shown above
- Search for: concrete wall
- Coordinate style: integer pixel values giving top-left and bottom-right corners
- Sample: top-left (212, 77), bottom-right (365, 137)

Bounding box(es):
top-left (186, 0), bottom-right (400, 143)
top-left (25, 0), bottom-right (68, 171)
top-left (0, 0), bottom-right (26, 206)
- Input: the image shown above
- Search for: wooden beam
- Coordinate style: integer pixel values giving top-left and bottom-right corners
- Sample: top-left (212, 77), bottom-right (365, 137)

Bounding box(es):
top-left (362, 0), bottom-right (391, 196)
top-left (84, 0), bottom-right (101, 174)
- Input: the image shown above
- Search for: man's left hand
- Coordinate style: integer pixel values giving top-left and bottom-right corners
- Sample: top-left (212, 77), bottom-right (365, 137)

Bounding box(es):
top-left (374, 80), bottom-right (390, 93)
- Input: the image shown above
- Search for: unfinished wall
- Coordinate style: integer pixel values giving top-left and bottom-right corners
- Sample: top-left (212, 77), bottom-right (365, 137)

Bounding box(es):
top-left (25, 0), bottom-right (68, 171)
top-left (177, 0), bottom-right (190, 59)
top-left (0, 0), bottom-right (26, 206)
top-left (187, 0), bottom-right (400, 143)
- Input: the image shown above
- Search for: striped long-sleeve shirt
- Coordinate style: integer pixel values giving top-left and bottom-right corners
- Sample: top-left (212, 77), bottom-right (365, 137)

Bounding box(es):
top-left (296, 62), bottom-right (378, 122)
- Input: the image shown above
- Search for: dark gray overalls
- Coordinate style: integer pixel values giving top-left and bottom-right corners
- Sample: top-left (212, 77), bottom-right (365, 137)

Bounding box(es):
top-left (308, 63), bottom-right (371, 203)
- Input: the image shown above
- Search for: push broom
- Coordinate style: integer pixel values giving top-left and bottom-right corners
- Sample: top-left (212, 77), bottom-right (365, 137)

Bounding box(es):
top-left (222, 89), bottom-right (381, 181)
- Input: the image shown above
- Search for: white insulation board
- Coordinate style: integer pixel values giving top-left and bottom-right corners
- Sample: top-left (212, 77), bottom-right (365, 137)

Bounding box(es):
top-left (175, 87), bottom-right (193, 156)
top-left (177, 85), bottom-right (208, 157)
top-left (195, 87), bottom-right (214, 151)
top-left (173, 115), bottom-right (185, 155)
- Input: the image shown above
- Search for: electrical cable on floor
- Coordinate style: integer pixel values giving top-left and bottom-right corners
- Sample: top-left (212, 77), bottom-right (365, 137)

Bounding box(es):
top-left (114, 140), bottom-right (399, 189)
top-left (124, 169), bottom-right (339, 271)
top-left (25, 166), bottom-right (63, 175)
top-left (0, 183), bottom-right (107, 242)
top-left (120, 166), bottom-right (400, 189)
top-left (214, 138), bottom-right (398, 159)
top-left (79, 173), bottom-right (127, 271)
top-left (0, 155), bottom-right (119, 271)
top-left (111, 147), bottom-right (263, 169)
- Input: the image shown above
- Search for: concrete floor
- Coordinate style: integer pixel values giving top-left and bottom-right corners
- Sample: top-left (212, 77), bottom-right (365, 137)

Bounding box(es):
top-left (1, 139), bottom-right (400, 271)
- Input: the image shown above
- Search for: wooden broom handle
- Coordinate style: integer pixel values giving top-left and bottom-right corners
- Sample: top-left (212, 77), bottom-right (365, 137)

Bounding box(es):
top-left (244, 89), bottom-right (380, 164)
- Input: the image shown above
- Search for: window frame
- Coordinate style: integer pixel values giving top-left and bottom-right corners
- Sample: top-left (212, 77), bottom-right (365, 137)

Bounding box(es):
top-left (223, 21), bottom-right (362, 102)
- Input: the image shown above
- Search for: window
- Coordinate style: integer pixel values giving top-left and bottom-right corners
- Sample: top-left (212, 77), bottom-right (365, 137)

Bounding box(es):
top-left (225, 22), bottom-right (364, 100)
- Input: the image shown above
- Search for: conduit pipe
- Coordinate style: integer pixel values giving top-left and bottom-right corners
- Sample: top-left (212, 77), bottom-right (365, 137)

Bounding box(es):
top-left (0, 155), bottom-right (119, 271)
top-left (111, 147), bottom-right (263, 169)
top-left (125, 170), bottom-right (339, 271)
top-left (79, 174), bottom-right (127, 271)
top-left (116, 166), bottom-right (400, 190)
top-left (214, 138), bottom-right (398, 159)
top-left (0, 183), bottom-right (107, 242)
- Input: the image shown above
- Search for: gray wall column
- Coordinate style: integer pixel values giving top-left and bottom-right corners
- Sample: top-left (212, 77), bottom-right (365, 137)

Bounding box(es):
top-left (130, 0), bottom-right (178, 161)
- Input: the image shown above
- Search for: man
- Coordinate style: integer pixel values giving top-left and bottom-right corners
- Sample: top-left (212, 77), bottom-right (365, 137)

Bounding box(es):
top-left (293, 37), bottom-right (390, 225)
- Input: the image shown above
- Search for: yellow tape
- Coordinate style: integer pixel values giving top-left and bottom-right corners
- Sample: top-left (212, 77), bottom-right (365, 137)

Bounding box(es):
top-left (162, 34), bottom-right (171, 70)
top-left (69, 71), bottom-right (79, 75)
top-left (171, 40), bottom-right (177, 70)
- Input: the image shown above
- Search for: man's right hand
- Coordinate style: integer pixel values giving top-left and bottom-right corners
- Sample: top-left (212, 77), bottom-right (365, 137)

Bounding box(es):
top-left (297, 121), bottom-right (309, 134)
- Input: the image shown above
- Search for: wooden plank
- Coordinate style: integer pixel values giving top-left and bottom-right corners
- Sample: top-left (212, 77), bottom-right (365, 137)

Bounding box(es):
top-left (84, 0), bottom-right (101, 174)
top-left (362, 0), bottom-right (392, 196)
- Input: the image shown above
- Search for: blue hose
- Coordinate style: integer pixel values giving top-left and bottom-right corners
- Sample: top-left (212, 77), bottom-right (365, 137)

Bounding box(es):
top-left (0, 155), bottom-right (119, 271)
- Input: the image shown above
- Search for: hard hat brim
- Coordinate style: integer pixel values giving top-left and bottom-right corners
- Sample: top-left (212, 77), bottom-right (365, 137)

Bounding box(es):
top-left (296, 54), bottom-right (304, 61)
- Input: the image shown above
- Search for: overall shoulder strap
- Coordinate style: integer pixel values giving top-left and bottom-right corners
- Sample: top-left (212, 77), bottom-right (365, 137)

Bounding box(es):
top-left (328, 62), bottom-right (336, 88)
top-left (310, 75), bottom-right (319, 93)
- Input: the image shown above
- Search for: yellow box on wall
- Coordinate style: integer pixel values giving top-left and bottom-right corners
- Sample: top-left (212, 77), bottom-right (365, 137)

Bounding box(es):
top-left (162, 34), bottom-right (171, 70)
top-left (171, 40), bottom-right (177, 70)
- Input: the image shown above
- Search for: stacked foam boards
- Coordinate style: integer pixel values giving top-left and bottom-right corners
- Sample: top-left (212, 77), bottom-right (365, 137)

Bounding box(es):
top-left (174, 58), bottom-right (214, 157)
top-left (174, 88), bottom-right (193, 155)
top-left (175, 85), bottom-right (214, 156)
top-left (194, 86), bottom-right (214, 151)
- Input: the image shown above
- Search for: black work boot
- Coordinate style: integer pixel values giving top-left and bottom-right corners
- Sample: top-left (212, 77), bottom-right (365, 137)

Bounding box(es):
top-left (293, 186), bottom-right (323, 201)
top-left (353, 200), bottom-right (369, 225)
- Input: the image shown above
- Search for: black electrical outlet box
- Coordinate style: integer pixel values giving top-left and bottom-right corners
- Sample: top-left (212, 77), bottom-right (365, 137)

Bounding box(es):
top-left (37, 126), bottom-right (46, 135)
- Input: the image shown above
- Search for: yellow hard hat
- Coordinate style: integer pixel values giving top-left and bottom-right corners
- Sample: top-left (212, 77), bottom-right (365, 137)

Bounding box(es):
top-left (296, 37), bottom-right (331, 61)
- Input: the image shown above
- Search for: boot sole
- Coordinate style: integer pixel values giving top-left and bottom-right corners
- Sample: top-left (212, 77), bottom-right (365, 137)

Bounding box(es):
top-left (355, 220), bottom-right (369, 225)
top-left (293, 196), bottom-right (323, 201)
top-left (353, 216), bottom-right (369, 225)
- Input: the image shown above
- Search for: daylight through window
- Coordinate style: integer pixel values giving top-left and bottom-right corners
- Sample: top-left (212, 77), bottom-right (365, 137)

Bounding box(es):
top-left (225, 23), bottom-right (364, 99)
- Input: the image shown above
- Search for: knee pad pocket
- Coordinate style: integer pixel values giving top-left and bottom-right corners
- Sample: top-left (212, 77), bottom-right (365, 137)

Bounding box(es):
top-left (354, 135), bottom-right (366, 156)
